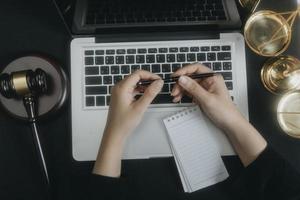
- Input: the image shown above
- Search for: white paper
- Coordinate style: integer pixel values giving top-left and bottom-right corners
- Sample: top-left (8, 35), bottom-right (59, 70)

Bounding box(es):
top-left (163, 106), bottom-right (229, 193)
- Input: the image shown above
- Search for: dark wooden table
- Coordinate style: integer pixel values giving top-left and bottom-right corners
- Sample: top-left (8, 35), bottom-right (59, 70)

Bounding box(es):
top-left (0, 0), bottom-right (299, 199)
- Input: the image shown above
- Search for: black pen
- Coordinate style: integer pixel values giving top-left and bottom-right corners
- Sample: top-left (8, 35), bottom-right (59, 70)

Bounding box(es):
top-left (137, 72), bottom-right (218, 86)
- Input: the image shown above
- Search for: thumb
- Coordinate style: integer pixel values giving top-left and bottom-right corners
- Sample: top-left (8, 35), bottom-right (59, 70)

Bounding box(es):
top-left (178, 76), bottom-right (209, 104)
top-left (134, 79), bottom-right (164, 112)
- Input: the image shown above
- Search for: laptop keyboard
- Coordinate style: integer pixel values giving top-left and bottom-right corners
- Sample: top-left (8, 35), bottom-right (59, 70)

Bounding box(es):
top-left (85, 0), bottom-right (227, 25)
top-left (84, 44), bottom-right (233, 108)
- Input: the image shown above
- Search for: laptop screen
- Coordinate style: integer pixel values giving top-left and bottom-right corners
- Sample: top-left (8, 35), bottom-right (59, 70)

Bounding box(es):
top-left (53, 0), bottom-right (240, 35)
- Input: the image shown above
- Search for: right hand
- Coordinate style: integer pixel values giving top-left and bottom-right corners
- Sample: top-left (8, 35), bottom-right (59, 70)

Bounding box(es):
top-left (171, 64), bottom-right (245, 131)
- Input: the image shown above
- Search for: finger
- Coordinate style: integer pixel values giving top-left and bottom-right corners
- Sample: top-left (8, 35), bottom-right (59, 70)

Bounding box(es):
top-left (171, 84), bottom-right (181, 96)
top-left (133, 80), bottom-right (164, 112)
top-left (172, 93), bottom-right (182, 103)
top-left (123, 70), bottom-right (161, 89)
top-left (178, 76), bottom-right (210, 104)
top-left (172, 64), bottom-right (212, 77)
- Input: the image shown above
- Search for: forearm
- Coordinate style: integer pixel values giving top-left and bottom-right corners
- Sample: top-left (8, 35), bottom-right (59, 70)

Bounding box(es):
top-left (223, 114), bottom-right (267, 167)
top-left (92, 130), bottom-right (126, 177)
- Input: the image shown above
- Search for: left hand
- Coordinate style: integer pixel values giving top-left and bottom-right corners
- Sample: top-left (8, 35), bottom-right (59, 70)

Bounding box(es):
top-left (104, 70), bottom-right (164, 141)
top-left (93, 70), bottom-right (163, 177)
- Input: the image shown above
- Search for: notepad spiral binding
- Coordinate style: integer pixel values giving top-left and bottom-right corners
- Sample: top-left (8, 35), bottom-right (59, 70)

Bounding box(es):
top-left (166, 106), bottom-right (199, 122)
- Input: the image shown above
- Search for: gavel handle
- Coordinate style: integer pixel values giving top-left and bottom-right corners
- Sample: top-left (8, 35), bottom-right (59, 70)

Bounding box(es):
top-left (23, 95), bottom-right (50, 185)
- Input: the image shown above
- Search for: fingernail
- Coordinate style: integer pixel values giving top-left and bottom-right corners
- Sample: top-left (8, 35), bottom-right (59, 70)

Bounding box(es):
top-left (179, 76), bottom-right (187, 85)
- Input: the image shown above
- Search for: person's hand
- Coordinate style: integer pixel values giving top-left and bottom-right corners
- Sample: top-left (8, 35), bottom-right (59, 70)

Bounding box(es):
top-left (104, 70), bottom-right (164, 141)
top-left (171, 64), bottom-right (244, 130)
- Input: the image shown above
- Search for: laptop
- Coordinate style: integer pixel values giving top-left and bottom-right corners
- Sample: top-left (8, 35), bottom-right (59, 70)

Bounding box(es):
top-left (53, 0), bottom-right (248, 161)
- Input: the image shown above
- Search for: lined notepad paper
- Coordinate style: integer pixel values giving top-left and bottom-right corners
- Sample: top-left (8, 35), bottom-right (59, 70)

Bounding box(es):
top-left (163, 106), bottom-right (229, 193)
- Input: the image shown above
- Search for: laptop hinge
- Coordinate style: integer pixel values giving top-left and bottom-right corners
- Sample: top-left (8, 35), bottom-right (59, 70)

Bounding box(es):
top-left (95, 26), bottom-right (220, 43)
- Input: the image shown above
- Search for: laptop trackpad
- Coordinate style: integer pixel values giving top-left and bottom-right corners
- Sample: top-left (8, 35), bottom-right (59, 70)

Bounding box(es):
top-left (122, 107), bottom-right (235, 159)
top-left (122, 109), bottom-right (178, 159)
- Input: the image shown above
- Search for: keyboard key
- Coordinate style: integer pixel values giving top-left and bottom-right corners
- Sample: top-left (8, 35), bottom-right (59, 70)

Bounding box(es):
top-left (222, 46), bottom-right (231, 51)
top-left (85, 57), bottom-right (94, 65)
top-left (221, 72), bottom-right (232, 80)
top-left (190, 47), bottom-right (200, 52)
top-left (162, 64), bottom-right (171, 72)
top-left (126, 55), bottom-right (135, 64)
top-left (169, 47), bottom-right (178, 52)
top-left (217, 52), bottom-right (231, 60)
top-left (127, 49), bottom-right (136, 54)
top-left (95, 56), bottom-right (104, 65)
top-left (109, 86), bottom-right (113, 94)
top-left (187, 53), bottom-right (196, 62)
top-left (95, 50), bottom-right (104, 55)
top-left (136, 55), bottom-right (145, 63)
top-left (131, 65), bottom-right (140, 72)
top-left (86, 86), bottom-right (107, 95)
top-left (113, 75), bottom-right (123, 84)
top-left (207, 53), bottom-right (216, 61)
top-left (164, 73), bottom-right (172, 79)
top-left (96, 96), bottom-right (105, 106)
top-left (197, 53), bottom-right (206, 61)
top-left (177, 54), bottom-right (186, 62)
top-left (105, 56), bottom-right (114, 64)
top-left (146, 55), bottom-right (155, 63)
top-left (203, 62), bottom-right (212, 69)
top-left (156, 54), bottom-right (165, 63)
top-left (148, 48), bottom-right (157, 53)
top-left (201, 46), bottom-right (210, 51)
top-left (120, 65), bottom-right (130, 74)
top-left (151, 64), bottom-right (161, 73)
top-left (100, 66), bottom-right (109, 74)
top-left (152, 94), bottom-right (173, 104)
top-left (141, 64), bottom-right (150, 71)
top-left (213, 62), bottom-right (222, 71)
top-left (86, 96), bottom-right (95, 106)
top-left (172, 63), bottom-right (181, 72)
top-left (106, 96), bottom-right (111, 106)
top-left (159, 48), bottom-right (168, 53)
top-left (223, 62), bottom-right (232, 70)
top-left (161, 84), bottom-right (169, 93)
top-left (85, 67), bottom-right (99, 75)
top-left (116, 56), bottom-right (125, 64)
top-left (116, 49), bottom-right (126, 54)
top-left (211, 46), bottom-right (221, 51)
top-left (85, 50), bottom-right (94, 55)
top-left (85, 76), bottom-right (102, 85)
top-left (167, 54), bottom-right (176, 62)
top-left (111, 66), bottom-right (119, 74)
top-left (138, 48), bottom-right (147, 54)
top-left (225, 81), bottom-right (233, 90)
top-left (181, 95), bottom-right (193, 103)
top-left (106, 49), bottom-right (115, 55)
top-left (180, 47), bottom-right (189, 52)
top-left (103, 76), bottom-right (112, 84)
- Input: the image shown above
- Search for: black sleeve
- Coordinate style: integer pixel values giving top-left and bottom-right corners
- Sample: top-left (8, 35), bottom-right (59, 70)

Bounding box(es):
top-left (231, 145), bottom-right (300, 200)
top-left (88, 174), bottom-right (129, 200)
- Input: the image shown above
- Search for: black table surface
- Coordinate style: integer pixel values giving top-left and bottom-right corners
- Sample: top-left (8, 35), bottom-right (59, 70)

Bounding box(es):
top-left (0, 0), bottom-right (299, 199)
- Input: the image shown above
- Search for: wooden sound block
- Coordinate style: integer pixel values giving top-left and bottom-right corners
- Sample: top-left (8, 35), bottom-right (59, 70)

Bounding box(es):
top-left (0, 55), bottom-right (69, 121)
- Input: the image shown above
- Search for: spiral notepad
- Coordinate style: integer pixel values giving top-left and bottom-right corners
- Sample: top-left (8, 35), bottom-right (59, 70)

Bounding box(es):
top-left (163, 106), bottom-right (229, 193)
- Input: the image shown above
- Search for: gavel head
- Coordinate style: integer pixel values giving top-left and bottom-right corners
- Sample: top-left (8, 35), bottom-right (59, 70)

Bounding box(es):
top-left (0, 68), bottom-right (48, 99)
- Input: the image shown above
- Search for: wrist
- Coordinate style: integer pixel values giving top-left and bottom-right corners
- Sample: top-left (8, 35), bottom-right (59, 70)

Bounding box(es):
top-left (220, 110), bottom-right (247, 135)
top-left (102, 128), bottom-right (128, 146)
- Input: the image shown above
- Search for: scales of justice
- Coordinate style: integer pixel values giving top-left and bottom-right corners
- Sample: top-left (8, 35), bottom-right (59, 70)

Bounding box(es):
top-left (241, 0), bottom-right (300, 138)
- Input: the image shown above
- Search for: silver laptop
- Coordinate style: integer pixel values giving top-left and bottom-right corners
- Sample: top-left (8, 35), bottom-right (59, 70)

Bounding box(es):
top-left (53, 0), bottom-right (248, 161)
